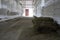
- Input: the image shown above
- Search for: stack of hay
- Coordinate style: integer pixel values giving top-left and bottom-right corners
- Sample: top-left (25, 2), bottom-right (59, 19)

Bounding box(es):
top-left (32, 16), bottom-right (59, 33)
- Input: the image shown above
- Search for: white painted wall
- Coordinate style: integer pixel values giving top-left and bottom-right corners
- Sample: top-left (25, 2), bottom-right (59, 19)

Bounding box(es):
top-left (0, 0), bottom-right (23, 21)
top-left (34, 0), bottom-right (44, 17)
top-left (34, 0), bottom-right (60, 24)
top-left (42, 0), bottom-right (60, 24)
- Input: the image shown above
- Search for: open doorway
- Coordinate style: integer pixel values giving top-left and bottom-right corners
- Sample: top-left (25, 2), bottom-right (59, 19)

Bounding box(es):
top-left (23, 8), bottom-right (34, 17)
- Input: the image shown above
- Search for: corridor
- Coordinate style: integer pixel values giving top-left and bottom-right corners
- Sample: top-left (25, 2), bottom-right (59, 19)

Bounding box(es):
top-left (0, 0), bottom-right (60, 40)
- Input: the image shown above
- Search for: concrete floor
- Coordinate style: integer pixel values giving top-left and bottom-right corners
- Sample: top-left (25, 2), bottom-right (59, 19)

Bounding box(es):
top-left (0, 17), bottom-right (33, 40)
top-left (0, 17), bottom-right (60, 40)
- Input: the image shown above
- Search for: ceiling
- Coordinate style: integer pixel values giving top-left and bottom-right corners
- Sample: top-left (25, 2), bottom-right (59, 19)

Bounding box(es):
top-left (17, 0), bottom-right (36, 8)
top-left (18, 0), bottom-right (34, 1)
